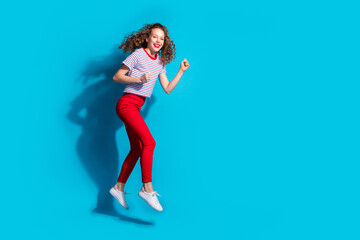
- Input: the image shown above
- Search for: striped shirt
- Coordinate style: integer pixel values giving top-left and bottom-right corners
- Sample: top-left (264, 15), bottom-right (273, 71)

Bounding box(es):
top-left (122, 48), bottom-right (166, 98)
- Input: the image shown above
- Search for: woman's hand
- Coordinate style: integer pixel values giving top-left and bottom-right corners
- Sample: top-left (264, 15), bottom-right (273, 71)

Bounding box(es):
top-left (139, 73), bottom-right (151, 83)
top-left (180, 59), bottom-right (190, 72)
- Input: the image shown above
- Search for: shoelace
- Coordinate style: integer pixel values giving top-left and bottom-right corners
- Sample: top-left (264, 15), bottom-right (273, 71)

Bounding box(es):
top-left (151, 191), bottom-right (161, 197)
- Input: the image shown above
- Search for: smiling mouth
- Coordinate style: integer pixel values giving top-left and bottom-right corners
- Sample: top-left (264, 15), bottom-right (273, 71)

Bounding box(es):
top-left (154, 44), bottom-right (161, 48)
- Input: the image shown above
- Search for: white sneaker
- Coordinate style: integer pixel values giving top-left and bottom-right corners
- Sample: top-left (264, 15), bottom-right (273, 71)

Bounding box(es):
top-left (109, 187), bottom-right (129, 210)
top-left (138, 186), bottom-right (163, 212)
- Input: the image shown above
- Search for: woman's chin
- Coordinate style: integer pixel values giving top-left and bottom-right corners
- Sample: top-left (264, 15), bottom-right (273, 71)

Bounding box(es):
top-left (152, 47), bottom-right (161, 52)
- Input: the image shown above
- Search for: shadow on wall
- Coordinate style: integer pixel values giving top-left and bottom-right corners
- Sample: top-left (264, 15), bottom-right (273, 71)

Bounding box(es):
top-left (67, 45), bottom-right (155, 225)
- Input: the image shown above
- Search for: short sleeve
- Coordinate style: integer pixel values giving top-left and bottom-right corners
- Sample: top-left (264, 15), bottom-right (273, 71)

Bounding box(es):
top-left (122, 51), bottom-right (139, 72)
top-left (159, 65), bottom-right (166, 75)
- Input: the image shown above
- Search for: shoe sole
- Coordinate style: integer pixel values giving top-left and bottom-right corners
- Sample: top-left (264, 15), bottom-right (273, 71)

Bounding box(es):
top-left (138, 192), bottom-right (163, 212)
top-left (109, 188), bottom-right (129, 210)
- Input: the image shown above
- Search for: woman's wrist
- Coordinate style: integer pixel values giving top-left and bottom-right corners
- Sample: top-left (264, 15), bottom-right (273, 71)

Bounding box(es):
top-left (118, 76), bottom-right (142, 84)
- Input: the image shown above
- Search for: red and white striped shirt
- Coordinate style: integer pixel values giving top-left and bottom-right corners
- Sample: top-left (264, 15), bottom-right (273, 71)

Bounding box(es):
top-left (122, 48), bottom-right (166, 98)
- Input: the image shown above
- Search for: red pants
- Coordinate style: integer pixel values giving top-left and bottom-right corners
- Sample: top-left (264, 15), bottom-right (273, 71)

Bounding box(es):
top-left (115, 93), bottom-right (156, 183)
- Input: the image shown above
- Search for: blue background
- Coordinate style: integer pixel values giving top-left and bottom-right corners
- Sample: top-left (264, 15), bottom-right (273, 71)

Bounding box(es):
top-left (1, 0), bottom-right (359, 239)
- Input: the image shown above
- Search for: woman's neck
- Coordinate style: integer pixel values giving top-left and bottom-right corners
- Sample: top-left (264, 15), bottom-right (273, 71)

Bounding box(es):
top-left (145, 47), bottom-right (157, 58)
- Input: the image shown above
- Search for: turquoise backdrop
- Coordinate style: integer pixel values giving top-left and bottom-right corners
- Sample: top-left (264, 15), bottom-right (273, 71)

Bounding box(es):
top-left (1, 0), bottom-right (359, 239)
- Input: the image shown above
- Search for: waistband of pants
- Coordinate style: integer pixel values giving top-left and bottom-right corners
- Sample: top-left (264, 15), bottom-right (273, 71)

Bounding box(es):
top-left (123, 92), bottom-right (146, 101)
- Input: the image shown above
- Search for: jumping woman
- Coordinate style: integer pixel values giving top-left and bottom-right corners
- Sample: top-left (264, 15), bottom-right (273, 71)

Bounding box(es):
top-left (110, 23), bottom-right (190, 211)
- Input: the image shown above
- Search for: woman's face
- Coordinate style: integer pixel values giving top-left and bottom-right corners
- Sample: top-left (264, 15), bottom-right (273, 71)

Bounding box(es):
top-left (146, 28), bottom-right (165, 53)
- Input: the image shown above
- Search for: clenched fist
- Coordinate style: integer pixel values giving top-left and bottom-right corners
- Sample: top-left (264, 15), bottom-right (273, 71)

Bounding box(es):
top-left (139, 73), bottom-right (151, 83)
top-left (180, 59), bottom-right (190, 72)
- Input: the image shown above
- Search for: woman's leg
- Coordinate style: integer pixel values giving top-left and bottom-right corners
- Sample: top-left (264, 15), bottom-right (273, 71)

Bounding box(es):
top-left (117, 122), bottom-right (142, 184)
top-left (117, 108), bottom-right (156, 184)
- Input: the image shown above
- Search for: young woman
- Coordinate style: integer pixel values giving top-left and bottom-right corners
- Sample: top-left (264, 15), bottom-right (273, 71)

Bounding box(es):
top-left (110, 23), bottom-right (190, 211)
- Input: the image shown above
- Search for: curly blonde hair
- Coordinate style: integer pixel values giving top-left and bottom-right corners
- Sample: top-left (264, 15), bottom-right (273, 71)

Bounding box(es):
top-left (118, 23), bottom-right (176, 66)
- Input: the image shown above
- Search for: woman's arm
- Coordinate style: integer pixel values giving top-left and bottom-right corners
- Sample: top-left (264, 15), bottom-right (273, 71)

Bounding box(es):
top-left (159, 59), bottom-right (190, 94)
top-left (113, 64), bottom-right (150, 84)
